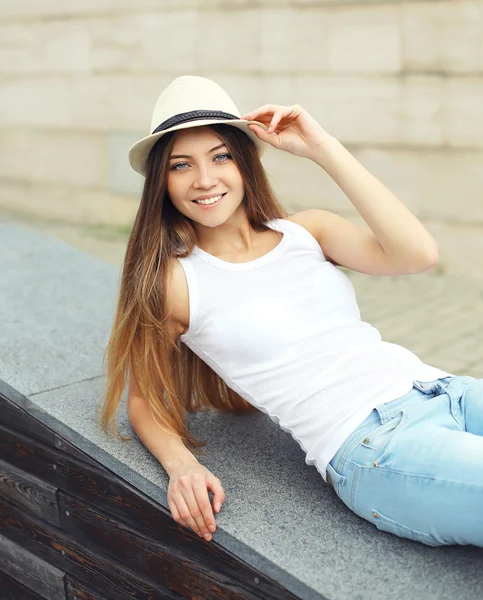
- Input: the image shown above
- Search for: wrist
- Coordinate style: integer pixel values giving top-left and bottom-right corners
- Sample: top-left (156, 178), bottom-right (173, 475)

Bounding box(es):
top-left (308, 135), bottom-right (343, 169)
top-left (166, 451), bottom-right (199, 477)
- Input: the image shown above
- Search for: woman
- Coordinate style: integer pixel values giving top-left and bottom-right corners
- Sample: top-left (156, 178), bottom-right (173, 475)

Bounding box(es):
top-left (98, 75), bottom-right (483, 547)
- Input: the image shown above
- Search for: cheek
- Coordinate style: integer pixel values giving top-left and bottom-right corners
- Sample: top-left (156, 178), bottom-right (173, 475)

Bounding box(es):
top-left (166, 175), bottom-right (176, 193)
top-left (231, 174), bottom-right (242, 186)
top-left (228, 172), bottom-right (244, 192)
top-left (165, 184), bottom-right (183, 211)
top-left (166, 178), bottom-right (184, 202)
top-left (168, 194), bottom-right (186, 213)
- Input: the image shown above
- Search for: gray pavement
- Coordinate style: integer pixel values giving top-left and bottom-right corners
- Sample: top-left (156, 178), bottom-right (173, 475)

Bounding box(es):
top-left (1, 213), bottom-right (483, 600)
top-left (344, 267), bottom-right (483, 379)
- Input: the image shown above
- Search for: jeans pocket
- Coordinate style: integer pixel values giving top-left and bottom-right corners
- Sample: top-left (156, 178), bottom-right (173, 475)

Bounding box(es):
top-left (371, 508), bottom-right (441, 547)
top-left (360, 409), bottom-right (406, 467)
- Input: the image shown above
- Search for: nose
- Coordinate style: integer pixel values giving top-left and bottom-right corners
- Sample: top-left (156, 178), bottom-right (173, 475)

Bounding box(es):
top-left (192, 162), bottom-right (219, 189)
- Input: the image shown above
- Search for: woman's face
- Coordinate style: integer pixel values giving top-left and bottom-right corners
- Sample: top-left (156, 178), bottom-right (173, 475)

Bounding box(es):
top-left (166, 126), bottom-right (245, 227)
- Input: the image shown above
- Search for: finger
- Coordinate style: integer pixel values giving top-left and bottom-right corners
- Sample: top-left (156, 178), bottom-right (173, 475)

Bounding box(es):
top-left (175, 493), bottom-right (205, 537)
top-left (247, 117), bottom-right (273, 130)
top-left (169, 501), bottom-right (193, 533)
top-left (192, 479), bottom-right (217, 532)
top-left (249, 124), bottom-right (279, 143)
top-left (269, 105), bottom-right (301, 133)
top-left (248, 108), bottom-right (293, 136)
top-left (181, 486), bottom-right (212, 538)
top-left (242, 104), bottom-right (287, 124)
top-left (207, 477), bottom-right (225, 514)
top-left (267, 110), bottom-right (284, 134)
top-left (242, 104), bottom-right (280, 120)
top-left (172, 496), bottom-right (201, 535)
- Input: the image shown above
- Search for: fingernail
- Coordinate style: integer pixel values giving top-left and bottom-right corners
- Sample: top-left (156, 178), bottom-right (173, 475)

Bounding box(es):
top-left (204, 533), bottom-right (212, 541)
top-left (209, 525), bottom-right (216, 532)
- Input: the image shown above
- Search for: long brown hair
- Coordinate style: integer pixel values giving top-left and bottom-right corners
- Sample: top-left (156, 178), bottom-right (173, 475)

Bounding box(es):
top-left (96, 124), bottom-right (289, 457)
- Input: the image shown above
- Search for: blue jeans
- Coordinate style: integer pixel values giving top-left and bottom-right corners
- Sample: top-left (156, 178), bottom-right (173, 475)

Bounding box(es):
top-left (326, 375), bottom-right (483, 547)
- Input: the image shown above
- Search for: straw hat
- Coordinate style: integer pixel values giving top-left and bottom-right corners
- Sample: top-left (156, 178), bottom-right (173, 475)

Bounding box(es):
top-left (128, 75), bottom-right (271, 176)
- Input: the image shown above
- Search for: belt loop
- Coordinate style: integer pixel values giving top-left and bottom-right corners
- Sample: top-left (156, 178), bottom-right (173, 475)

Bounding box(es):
top-left (435, 376), bottom-right (453, 395)
top-left (326, 463), bottom-right (346, 488)
top-left (434, 381), bottom-right (446, 395)
top-left (375, 402), bottom-right (391, 424)
top-left (413, 379), bottom-right (434, 394)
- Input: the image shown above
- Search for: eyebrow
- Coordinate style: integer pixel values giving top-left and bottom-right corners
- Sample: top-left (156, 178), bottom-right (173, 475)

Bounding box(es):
top-left (169, 143), bottom-right (227, 160)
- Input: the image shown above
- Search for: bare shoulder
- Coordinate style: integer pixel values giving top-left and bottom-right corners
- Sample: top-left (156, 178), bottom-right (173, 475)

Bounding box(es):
top-left (166, 257), bottom-right (190, 340)
top-left (284, 211), bottom-right (319, 238)
top-left (283, 210), bottom-right (339, 266)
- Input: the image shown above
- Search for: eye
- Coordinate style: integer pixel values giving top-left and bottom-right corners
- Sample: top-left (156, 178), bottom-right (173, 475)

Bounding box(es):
top-left (170, 153), bottom-right (232, 171)
top-left (214, 153), bottom-right (232, 162)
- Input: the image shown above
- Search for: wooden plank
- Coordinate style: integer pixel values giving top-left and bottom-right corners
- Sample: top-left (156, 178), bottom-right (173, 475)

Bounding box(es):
top-left (0, 569), bottom-right (47, 600)
top-left (59, 491), bottom-right (291, 600)
top-left (0, 424), bottom-right (299, 599)
top-left (0, 533), bottom-right (65, 600)
top-left (0, 497), bottom-right (183, 600)
top-left (66, 575), bottom-right (128, 600)
top-left (0, 423), bottom-right (171, 532)
top-left (52, 431), bottom-right (107, 472)
top-left (0, 422), bottom-right (221, 548)
top-left (0, 392), bottom-right (108, 471)
top-left (0, 393), bottom-right (56, 447)
top-left (0, 458), bottom-right (61, 528)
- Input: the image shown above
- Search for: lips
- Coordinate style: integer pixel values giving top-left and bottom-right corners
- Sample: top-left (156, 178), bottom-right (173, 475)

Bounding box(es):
top-left (193, 193), bottom-right (225, 202)
top-left (192, 193), bottom-right (226, 208)
top-left (192, 193), bottom-right (225, 202)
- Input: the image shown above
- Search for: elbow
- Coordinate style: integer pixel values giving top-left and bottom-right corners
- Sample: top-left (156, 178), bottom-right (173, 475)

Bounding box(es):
top-left (425, 245), bottom-right (439, 270)
top-left (126, 394), bottom-right (146, 423)
top-left (408, 250), bottom-right (439, 274)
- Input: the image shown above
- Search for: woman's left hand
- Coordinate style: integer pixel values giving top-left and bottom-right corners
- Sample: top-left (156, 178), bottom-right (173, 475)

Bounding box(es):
top-left (240, 104), bottom-right (334, 160)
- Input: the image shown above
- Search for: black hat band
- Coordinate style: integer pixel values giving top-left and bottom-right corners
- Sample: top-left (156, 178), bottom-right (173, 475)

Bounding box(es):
top-left (152, 110), bottom-right (239, 135)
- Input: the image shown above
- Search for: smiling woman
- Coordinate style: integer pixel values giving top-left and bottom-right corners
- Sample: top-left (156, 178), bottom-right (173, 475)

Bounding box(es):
top-left (97, 75), bottom-right (483, 550)
top-left (98, 76), bottom-right (290, 542)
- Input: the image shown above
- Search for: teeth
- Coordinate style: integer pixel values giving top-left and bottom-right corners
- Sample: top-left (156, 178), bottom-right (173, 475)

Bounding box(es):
top-left (194, 194), bottom-right (223, 205)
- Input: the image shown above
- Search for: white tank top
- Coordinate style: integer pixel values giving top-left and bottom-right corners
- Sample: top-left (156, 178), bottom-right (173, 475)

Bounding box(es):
top-left (176, 218), bottom-right (453, 482)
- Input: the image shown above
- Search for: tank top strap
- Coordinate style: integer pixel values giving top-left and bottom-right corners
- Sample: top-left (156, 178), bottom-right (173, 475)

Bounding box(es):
top-left (267, 217), bottom-right (326, 260)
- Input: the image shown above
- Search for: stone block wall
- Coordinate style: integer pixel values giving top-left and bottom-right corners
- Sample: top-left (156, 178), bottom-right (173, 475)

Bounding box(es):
top-left (1, 0), bottom-right (482, 275)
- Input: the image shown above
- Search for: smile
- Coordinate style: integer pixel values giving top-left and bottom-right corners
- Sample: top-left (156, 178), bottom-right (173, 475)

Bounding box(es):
top-left (192, 193), bottom-right (226, 208)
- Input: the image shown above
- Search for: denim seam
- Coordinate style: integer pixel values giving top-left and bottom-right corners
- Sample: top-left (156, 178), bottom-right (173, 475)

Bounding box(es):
top-left (351, 463), bottom-right (483, 487)
top-left (350, 463), bottom-right (360, 510)
top-left (372, 508), bottom-right (440, 545)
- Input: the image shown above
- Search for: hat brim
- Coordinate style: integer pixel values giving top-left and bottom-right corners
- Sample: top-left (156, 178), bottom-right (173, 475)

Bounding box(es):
top-left (128, 119), bottom-right (270, 177)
